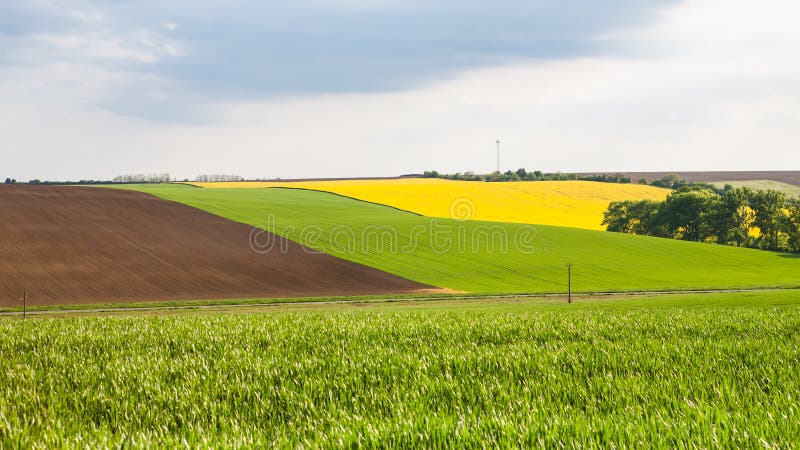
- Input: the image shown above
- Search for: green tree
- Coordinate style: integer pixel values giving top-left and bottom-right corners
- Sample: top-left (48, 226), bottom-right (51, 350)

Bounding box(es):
top-left (602, 201), bottom-right (634, 233)
top-left (651, 174), bottom-right (683, 189)
top-left (709, 187), bottom-right (752, 247)
top-left (602, 200), bottom-right (660, 234)
top-left (654, 186), bottom-right (718, 241)
top-left (749, 189), bottom-right (787, 251)
top-left (785, 198), bottom-right (800, 252)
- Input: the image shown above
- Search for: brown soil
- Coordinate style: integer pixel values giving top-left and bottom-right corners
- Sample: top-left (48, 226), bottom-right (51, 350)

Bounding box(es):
top-left (578, 171), bottom-right (800, 185)
top-left (0, 185), bottom-right (440, 307)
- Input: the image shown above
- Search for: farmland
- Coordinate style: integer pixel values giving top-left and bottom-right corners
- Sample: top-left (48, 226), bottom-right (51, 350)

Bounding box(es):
top-left (709, 179), bottom-right (800, 198)
top-left (187, 178), bottom-right (670, 230)
top-left (121, 184), bottom-right (800, 294)
top-left (2, 290), bottom-right (799, 447)
top-left (8, 0), bottom-right (800, 446)
top-left (579, 171), bottom-right (800, 186)
top-left (0, 185), bottom-right (436, 307)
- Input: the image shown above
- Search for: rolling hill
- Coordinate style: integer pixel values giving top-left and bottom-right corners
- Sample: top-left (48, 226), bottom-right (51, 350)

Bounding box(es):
top-left (121, 184), bottom-right (800, 294)
top-left (0, 185), bottom-right (436, 306)
top-left (186, 179), bottom-right (670, 230)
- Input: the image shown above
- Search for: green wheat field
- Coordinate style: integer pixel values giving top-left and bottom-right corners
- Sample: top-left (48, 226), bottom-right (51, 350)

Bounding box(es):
top-left (2, 290), bottom-right (799, 447)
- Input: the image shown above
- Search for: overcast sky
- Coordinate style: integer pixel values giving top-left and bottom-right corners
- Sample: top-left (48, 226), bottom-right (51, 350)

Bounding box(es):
top-left (1, 0), bottom-right (799, 181)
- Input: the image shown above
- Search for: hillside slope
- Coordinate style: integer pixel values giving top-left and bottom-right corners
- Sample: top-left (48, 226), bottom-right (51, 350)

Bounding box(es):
top-left (0, 185), bottom-right (437, 306)
top-left (187, 179), bottom-right (670, 230)
top-left (123, 184), bottom-right (800, 294)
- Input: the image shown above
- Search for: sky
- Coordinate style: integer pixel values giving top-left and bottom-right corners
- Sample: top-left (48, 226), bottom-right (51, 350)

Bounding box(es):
top-left (1, 0), bottom-right (799, 181)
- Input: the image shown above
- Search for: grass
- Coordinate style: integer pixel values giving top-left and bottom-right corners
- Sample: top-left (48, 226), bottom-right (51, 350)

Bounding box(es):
top-left (115, 183), bottom-right (800, 294)
top-left (709, 179), bottom-right (800, 198)
top-left (0, 292), bottom-right (467, 314)
top-left (186, 178), bottom-right (670, 230)
top-left (2, 290), bottom-right (799, 447)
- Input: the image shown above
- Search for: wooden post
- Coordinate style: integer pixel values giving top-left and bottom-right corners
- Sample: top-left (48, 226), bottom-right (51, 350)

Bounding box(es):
top-left (566, 264), bottom-right (573, 304)
top-left (22, 290), bottom-right (26, 319)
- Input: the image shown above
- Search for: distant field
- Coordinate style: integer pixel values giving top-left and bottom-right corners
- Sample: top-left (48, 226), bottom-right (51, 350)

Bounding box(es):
top-left (120, 184), bottom-right (800, 293)
top-left (579, 171), bottom-right (800, 185)
top-left (2, 290), bottom-right (799, 447)
top-left (187, 179), bottom-right (670, 230)
top-left (709, 179), bottom-right (800, 198)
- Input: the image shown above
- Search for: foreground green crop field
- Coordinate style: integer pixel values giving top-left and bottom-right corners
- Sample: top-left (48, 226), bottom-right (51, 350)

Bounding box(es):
top-left (2, 291), bottom-right (799, 447)
top-left (117, 184), bottom-right (800, 293)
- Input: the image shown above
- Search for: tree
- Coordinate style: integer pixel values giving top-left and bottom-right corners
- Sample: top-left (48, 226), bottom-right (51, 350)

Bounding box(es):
top-left (602, 200), bottom-right (660, 234)
top-left (113, 173), bottom-right (171, 183)
top-left (651, 174), bottom-right (683, 189)
top-left (602, 185), bottom-right (800, 253)
top-left (4, 178), bottom-right (11, 184)
top-left (613, 172), bottom-right (631, 183)
top-left (196, 174), bottom-right (244, 182)
top-left (708, 187), bottom-right (752, 247)
top-left (654, 186), bottom-right (718, 241)
top-left (602, 201), bottom-right (633, 233)
top-left (785, 198), bottom-right (800, 252)
top-left (749, 189), bottom-right (787, 251)
top-left (638, 177), bottom-right (648, 185)
top-left (503, 170), bottom-right (520, 181)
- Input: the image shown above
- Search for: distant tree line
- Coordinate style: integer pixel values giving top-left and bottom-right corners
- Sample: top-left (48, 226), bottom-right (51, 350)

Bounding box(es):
top-left (420, 171), bottom-right (725, 188)
top-left (422, 169), bottom-right (631, 183)
top-left (645, 174), bottom-right (697, 189)
top-left (112, 173), bottom-right (171, 183)
top-left (603, 185), bottom-right (800, 252)
top-left (580, 173), bottom-right (632, 184)
top-left (195, 174), bottom-right (244, 182)
top-left (3, 178), bottom-right (165, 185)
top-left (29, 179), bottom-right (114, 185)
top-left (5, 178), bottom-right (117, 185)
top-left (4, 174), bottom-right (180, 185)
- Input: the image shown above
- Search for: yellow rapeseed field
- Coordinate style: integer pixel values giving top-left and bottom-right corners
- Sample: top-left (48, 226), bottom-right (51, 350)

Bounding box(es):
top-left (188, 179), bottom-right (670, 230)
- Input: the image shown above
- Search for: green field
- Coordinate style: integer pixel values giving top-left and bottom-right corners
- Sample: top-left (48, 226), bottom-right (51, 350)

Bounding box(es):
top-left (118, 184), bottom-right (800, 293)
top-left (709, 179), bottom-right (800, 198)
top-left (2, 290), bottom-right (800, 447)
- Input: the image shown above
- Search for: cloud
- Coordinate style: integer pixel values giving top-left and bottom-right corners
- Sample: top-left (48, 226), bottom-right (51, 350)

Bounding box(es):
top-left (1, 1), bottom-right (672, 118)
top-left (1, 0), bottom-right (798, 181)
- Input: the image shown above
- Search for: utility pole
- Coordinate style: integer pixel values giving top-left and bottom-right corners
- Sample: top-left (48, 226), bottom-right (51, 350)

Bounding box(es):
top-left (21, 290), bottom-right (27, 319)
top-left (496, 139), bottom-right (501, 173)
top-left (566, 264), bottom-right (573, 303)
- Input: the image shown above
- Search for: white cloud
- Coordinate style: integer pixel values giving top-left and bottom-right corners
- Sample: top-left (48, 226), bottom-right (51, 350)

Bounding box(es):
top-left (31, 33), bottom-right (155, 63)
top-left (623, 0), bottom-right (800, 57)
top-left (29, 29), bottom-right (184, 64)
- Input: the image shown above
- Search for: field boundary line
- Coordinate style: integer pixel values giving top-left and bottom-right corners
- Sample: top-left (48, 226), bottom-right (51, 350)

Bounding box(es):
top-left (2, 287), bottom-right (797, 317)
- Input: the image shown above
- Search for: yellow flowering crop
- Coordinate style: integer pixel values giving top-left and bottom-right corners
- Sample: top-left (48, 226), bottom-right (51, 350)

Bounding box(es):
top-left (188, 179), bottom-right (670, 230)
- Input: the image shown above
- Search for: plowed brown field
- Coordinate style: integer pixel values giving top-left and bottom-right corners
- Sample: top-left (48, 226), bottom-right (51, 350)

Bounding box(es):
top-left (0, 185), bottom-right (438, 307)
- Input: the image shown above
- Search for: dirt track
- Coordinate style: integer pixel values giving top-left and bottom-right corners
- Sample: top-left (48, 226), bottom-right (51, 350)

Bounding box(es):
top-left (0, 185), bottom-right (437, 307)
